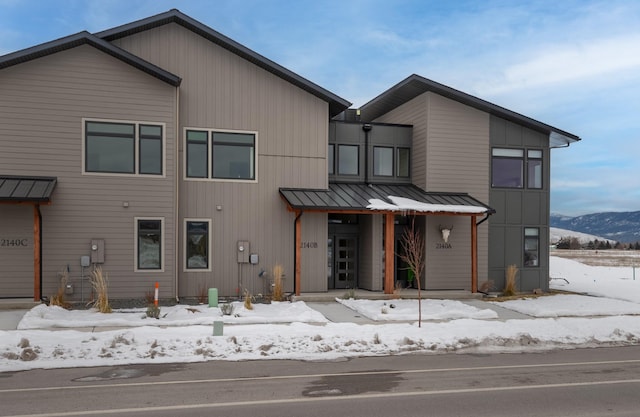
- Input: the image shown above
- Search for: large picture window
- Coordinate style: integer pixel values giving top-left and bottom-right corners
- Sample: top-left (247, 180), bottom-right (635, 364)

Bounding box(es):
top-left (85, 120), bottom-right (163, 175)
top-left (136, 218), bottom-right (163, 271)
top-left (185, 219), bottom-right (210, 270)
top-left (186, 129), bottom-right (256, 181)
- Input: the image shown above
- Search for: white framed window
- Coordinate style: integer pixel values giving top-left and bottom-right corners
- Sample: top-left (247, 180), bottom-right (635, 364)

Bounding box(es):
top-left (184, 219), bottom-right (211, 271)
top-left (185, 128), bottom-right (257, 182)
top-left (83, 119), bottom-right (165, 176)
top-left (135, 217), bottom-right (164, 272)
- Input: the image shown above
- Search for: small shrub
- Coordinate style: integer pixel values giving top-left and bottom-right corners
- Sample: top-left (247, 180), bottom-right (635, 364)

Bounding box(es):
top-left (220, 303), bottom-right (234, 315)
top-left (50, 268), bottom-right (71, 309)
top-left (89, 265), bottom-right (111, 313)
top-left (146, 304), bottom-right (161, 319)
top-left (503, 264), bottom-right (518, 296)
top-left (243, 290), bottom-right (254, 310)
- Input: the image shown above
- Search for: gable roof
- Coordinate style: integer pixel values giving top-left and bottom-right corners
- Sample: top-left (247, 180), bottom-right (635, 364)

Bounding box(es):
top-left (0, 31), bottom-right (181, 86)
top-left (0, 175), bottom-right (57, 203)
top-left (359, 74), bottom-right (580, 147)
top-left (97, 9), bottom-right (351, 117)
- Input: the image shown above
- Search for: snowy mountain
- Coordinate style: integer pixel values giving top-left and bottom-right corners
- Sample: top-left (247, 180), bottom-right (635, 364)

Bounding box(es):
top-left (550, 212), bottom-right (640, 243)
top-left (549, 227), bottom-right (613, 245)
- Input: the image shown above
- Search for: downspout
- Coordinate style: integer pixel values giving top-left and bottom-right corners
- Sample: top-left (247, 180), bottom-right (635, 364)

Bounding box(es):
top-left (37, 204), bottom-right (43, 302)
top-left (362, 124), bottom-right (372, 184)
top-left (291, 210), bottom-right (303, 297)
top-left (174, 86), bottom-right (180, 303)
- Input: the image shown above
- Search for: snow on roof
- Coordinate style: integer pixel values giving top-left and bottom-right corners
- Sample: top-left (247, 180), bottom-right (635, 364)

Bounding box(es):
top-left (367, 195), bottom-right (489, 214)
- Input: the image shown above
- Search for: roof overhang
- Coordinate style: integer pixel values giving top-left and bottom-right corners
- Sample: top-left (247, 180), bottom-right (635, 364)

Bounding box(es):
top-left (0, 176), bottom-right (57, 204)
top-left (359, 74), bottom-right (581, 146)
top-left (0, 31), bottom-right (181, 87)
top-left (279, 183), bottom-right (495, 216)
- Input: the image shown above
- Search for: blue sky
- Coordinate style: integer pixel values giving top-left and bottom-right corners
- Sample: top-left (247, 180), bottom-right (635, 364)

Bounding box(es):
top-left (1, 0), bottom-right (639, 216)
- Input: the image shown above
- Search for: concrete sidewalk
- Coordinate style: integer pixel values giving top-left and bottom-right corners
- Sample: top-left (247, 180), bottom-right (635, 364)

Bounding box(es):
top-left (0, 297), bottom-right (533, 331)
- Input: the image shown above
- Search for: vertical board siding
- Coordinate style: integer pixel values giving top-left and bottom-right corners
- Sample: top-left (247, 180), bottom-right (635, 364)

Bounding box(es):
top-left (0, 206), bottom-right (33, 297)
top-left (372, 91), bottom-right (491, 291)
top-left (0, 45), bottom-right (177, 300)
top-left (112, 24), bottom-right (330, 297)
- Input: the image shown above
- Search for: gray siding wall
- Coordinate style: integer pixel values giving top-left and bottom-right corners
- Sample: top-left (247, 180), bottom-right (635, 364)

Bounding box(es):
top-left (489, 115), bottom-right (550, 291)
top-left (0, 45), bottom-right (177, 300)
top-left (373, 93), bottom-right (490, 291)
top-left (0, 206), bottom-right (33, 297)
top-left (112, 23), bottom-right (330, 297)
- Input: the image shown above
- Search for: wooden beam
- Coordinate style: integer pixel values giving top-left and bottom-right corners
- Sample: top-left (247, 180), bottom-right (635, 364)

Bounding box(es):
top-left (294, 211), bottom-right (302, 296)
top-left (384, 212), bottom-right (395, 294)
top-left (33, 205), bottom-right (41, 301)
top-left (471, 215), bottom-right (478, 293)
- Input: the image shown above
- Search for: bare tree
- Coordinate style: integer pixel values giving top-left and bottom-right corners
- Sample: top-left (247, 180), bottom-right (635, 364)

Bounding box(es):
top-left (398, 216), bottom-right (425, 327)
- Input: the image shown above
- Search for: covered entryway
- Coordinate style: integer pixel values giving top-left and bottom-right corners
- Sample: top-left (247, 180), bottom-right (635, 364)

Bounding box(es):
top-left (0, 176), bottom-right (57, 300)
top-left (280, 183), bottom-right (495, 295)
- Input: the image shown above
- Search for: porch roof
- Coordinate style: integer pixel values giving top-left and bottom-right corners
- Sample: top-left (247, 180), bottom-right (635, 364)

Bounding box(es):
top-left (279, 183), bottom-right (495, 215)
top-left (0, 175), bottom-right (57, 203)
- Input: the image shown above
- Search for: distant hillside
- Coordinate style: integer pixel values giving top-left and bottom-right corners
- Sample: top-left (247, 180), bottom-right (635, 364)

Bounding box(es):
top-left (549, 227), bottom-right (614, 245)
top-left (550, 211), bottom-right (640, 243)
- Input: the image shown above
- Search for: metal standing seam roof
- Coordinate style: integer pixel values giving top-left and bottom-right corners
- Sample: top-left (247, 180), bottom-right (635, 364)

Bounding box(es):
top-left (359, 74), bottom-right (581, 147)
top-left (279, 183), bottom-right (495, 214)
top-left (0, 176), bottom-right (57, 203)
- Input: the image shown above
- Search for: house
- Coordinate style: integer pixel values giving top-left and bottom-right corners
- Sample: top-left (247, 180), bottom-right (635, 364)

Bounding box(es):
top-left (0, 10), bottom-right (579, 303)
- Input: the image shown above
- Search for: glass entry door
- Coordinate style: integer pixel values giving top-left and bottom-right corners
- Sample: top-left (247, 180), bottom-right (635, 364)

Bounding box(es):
top-left (328, 235), bottom-right (358, 289)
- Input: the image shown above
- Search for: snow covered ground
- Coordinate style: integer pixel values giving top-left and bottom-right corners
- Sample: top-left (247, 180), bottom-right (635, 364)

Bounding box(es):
top-left (2, 255), bottom-right (640, 372)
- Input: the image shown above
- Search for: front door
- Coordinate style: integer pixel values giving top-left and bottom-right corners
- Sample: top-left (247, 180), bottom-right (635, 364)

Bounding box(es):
top-left (327, 235), bottom-right (358, 289)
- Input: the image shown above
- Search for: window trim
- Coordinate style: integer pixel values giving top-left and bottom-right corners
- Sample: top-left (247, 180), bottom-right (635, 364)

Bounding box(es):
top-left (184, 218), bottom-right (212, 272)
top-left (184, 127), bottom-right (258, 183)
top-left (82, 118), bottom-right (166, 178)
top-left (527, 149), bottom-right (543, 189)
top-left (134, 217), bottom-right (165, 272)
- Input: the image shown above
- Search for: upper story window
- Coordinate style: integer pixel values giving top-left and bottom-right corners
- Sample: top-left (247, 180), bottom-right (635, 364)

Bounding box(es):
top-left (527, 150), bottom-right (543, 189)
top-left (373, 146), bottom-right (393, 176)
top-left (328, 144), bottom-right (335, 175)
top-left (186, 129), bottom-right (256, 181)
top-left (338, 144), bottom-right (359, 176)
top-left (397, 147), bottom-right (410, 177)
top-left (85, 120), bottom-right (163, 175)
top-left (492, 148), bottom-right (544, 189)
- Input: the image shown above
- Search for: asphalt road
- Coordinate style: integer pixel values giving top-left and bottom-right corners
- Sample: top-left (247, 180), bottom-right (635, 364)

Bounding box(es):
top-left (1, 346), bottom-right (640, 417)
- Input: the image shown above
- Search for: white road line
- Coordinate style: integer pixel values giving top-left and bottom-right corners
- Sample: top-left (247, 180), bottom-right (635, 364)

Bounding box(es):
top-left (2, 358), bottom-right (640, 394)
top-left (6, 378), bottom-right (640, 417)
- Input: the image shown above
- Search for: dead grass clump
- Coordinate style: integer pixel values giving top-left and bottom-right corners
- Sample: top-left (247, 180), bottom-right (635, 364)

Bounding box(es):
top-left (89, 265), bottom-right (112, 313)
top-left (197, 284), bottom-right (208, 304)
top-left (50, 268), bottom-right (71, 308)
top-left (272, 264), bottom-right (284, 302)
top-left (503, 264), bottom-right (518, 297)
top-left (243, 290), bottom-right (254, 310)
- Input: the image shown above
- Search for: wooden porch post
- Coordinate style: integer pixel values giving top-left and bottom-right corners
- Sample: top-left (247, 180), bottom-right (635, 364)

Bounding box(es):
top-left (471, 215), bottom-right (478, 293)
top-left (33, 204), bottom-right (41, 301)
top-left (384, 212), bottom-right (395, 294)
top-left (294, 211), bottom-right (302, 296)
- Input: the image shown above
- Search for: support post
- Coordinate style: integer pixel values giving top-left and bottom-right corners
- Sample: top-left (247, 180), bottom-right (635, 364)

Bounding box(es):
top-left (33, 205), bottom-right (41, 301)
top-left (294, 211), bottom-right (302, 296)
top-left (384, 212), bottom-right (395, 294)
top-left (471, 215), bottom-right (478, 293)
